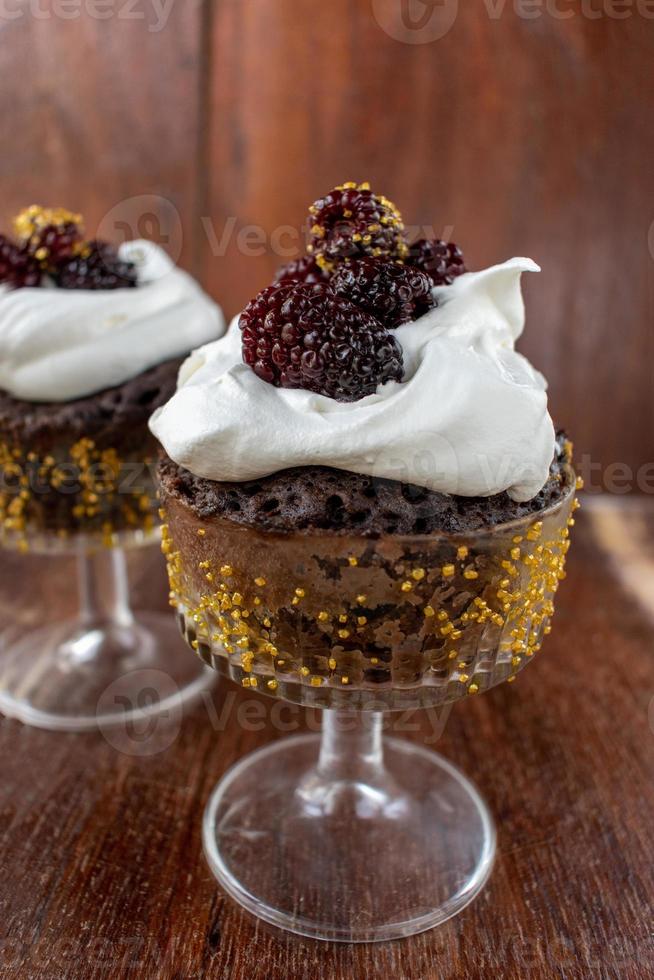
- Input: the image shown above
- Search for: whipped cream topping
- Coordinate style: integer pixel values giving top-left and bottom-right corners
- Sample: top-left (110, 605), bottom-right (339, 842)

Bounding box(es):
top-left (0, 241), bottom-right (225, 402)
top-left (150, 258), bottom-right (555, 501)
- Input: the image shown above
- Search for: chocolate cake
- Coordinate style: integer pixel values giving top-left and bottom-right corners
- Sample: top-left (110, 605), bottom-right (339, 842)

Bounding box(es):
top-left (157, 433), bottom-right (571, 538)
top-left (158, 449), bottom-right (577, 710)
top-left (0, 359), bottom-right (181, 542)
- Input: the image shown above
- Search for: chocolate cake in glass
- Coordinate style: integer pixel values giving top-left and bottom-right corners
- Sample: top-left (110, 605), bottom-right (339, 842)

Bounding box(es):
top-left (151, 183), bottom-right (579, 942)
top-left (0, 206), bottom-right (225, 731)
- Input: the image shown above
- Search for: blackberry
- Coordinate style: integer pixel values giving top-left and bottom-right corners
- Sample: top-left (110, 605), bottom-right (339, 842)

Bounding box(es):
top-left (274, 255), bottom-right (327, 285)
top-left (0, 235), bottom-right (42, 289)
top-left (407, 238), bottom-right (466, 286)
top-left (307, 182), bottom-right (408, 271)
top-left (55, 240), bottom-right (138, 290)
top-left (239, 281), bottom-right (404, 402)
top-left (14, 205), bottom-right (84, 270)
top-left (331, 257), bottom-right (436, 329)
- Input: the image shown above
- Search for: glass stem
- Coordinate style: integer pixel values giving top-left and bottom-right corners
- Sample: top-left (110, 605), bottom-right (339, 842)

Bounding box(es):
top-left (77, 547), bottom-right (134, 630)
top-left (317, 710), bottom-right (386, 783)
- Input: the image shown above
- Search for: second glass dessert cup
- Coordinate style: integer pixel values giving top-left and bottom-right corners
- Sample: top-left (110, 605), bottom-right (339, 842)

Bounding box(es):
top-left (0, 447), bottom-right (213, 733)
top-left (161, 466), bottom-right (577, 942)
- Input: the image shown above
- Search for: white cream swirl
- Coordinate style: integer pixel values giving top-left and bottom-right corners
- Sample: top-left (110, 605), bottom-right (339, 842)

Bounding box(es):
top-left (0, 240), bottom-right (225, 402)
top-left (149, 258), bottom-right (555, 501)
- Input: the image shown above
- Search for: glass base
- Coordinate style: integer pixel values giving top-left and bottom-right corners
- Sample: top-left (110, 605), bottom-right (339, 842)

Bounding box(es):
top-left (0, 611), bottom-right (214, 732)
top-left (203, 731), bottom-right (496, 942)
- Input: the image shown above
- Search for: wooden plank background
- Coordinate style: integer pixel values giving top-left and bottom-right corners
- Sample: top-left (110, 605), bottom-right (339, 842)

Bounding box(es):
top-left (1, 0), bottom-right (651, 481)
top-left (0, 0), bottom-right (652, 479)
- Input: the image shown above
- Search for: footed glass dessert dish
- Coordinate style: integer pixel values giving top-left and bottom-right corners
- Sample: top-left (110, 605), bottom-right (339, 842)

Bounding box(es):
top-left (0, 204), bottom-right (224, 731)
top-left (0, 485), bottom-right (213, 734)
top-left (160, 465), bottom-right (577, 942)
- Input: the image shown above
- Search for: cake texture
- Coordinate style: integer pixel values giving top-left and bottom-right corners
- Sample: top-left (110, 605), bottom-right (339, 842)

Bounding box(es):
top-left (158, 447), bottom-right (577, 710)
top-left (0, 358), bottom-right (182, 543)
top-left (157, 433), bottom-right (571, 538)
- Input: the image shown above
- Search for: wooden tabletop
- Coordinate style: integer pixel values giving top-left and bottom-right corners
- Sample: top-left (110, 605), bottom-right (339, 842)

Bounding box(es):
top-left (1, 496), bottom-right (652, 980)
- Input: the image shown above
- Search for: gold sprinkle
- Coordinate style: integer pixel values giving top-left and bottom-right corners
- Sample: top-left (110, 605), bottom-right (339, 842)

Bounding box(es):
top-left (457, 546), bottom-right (468, 560)
top-left (310, 676), bottom-right (322, 687)
top-left (317, 611), bottom-right (330, 623)
top-left (267, 679), bottom-right (278, 691)
top-left (401, 581), bottom-right (413, 592)
top-left (468, 683), bottom-right (479, 694)
top-left (220, 564), bottom-right (233, 577)
top-left (300, 666), bottom-right (310, 676)
top-left (254, 576), bottom-right (266, 587)
top-left (356, 594), bottom-right (368, 604)
top-left (328, 658), bottom-right (337, 669)
top-left (411, 567), bottom-right (426, 581)
top-left (442, 564), bottom-right (455, 578)
top-left (232, 593), bottom-right (243, 606)
top-left (197, 528), bottom-right (206, 537)
top-left (424, 605), bottom-right (435, 618)
top-left (510, 547), bottom-right (521, 561)
top-left (338, 629), bottom-right (350, 639)
top-left (458, 674), bottom-right (469, 684)
top-left (341, 676), bottom-right (350, 684)
top-left (295, 587), bottom-right (305, 598)
top-left (463, 569), bottom-right (479, 580)
top-left (339, 614), bottom-right (348, 623)
top-left (357, 616), bottom-right (367, 626)
top-left (348, 556), bottom-right (358, 566)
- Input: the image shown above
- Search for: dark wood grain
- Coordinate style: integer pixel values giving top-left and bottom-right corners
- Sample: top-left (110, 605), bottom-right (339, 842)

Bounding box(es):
top-left (0, 499), bottom-right (653, 979)
top-left (203, 0), bottom-right (654, 479)
top-left (0, 5), bottom-right (204, 273)
top-left (0, 3), bottom-right (651, 473)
